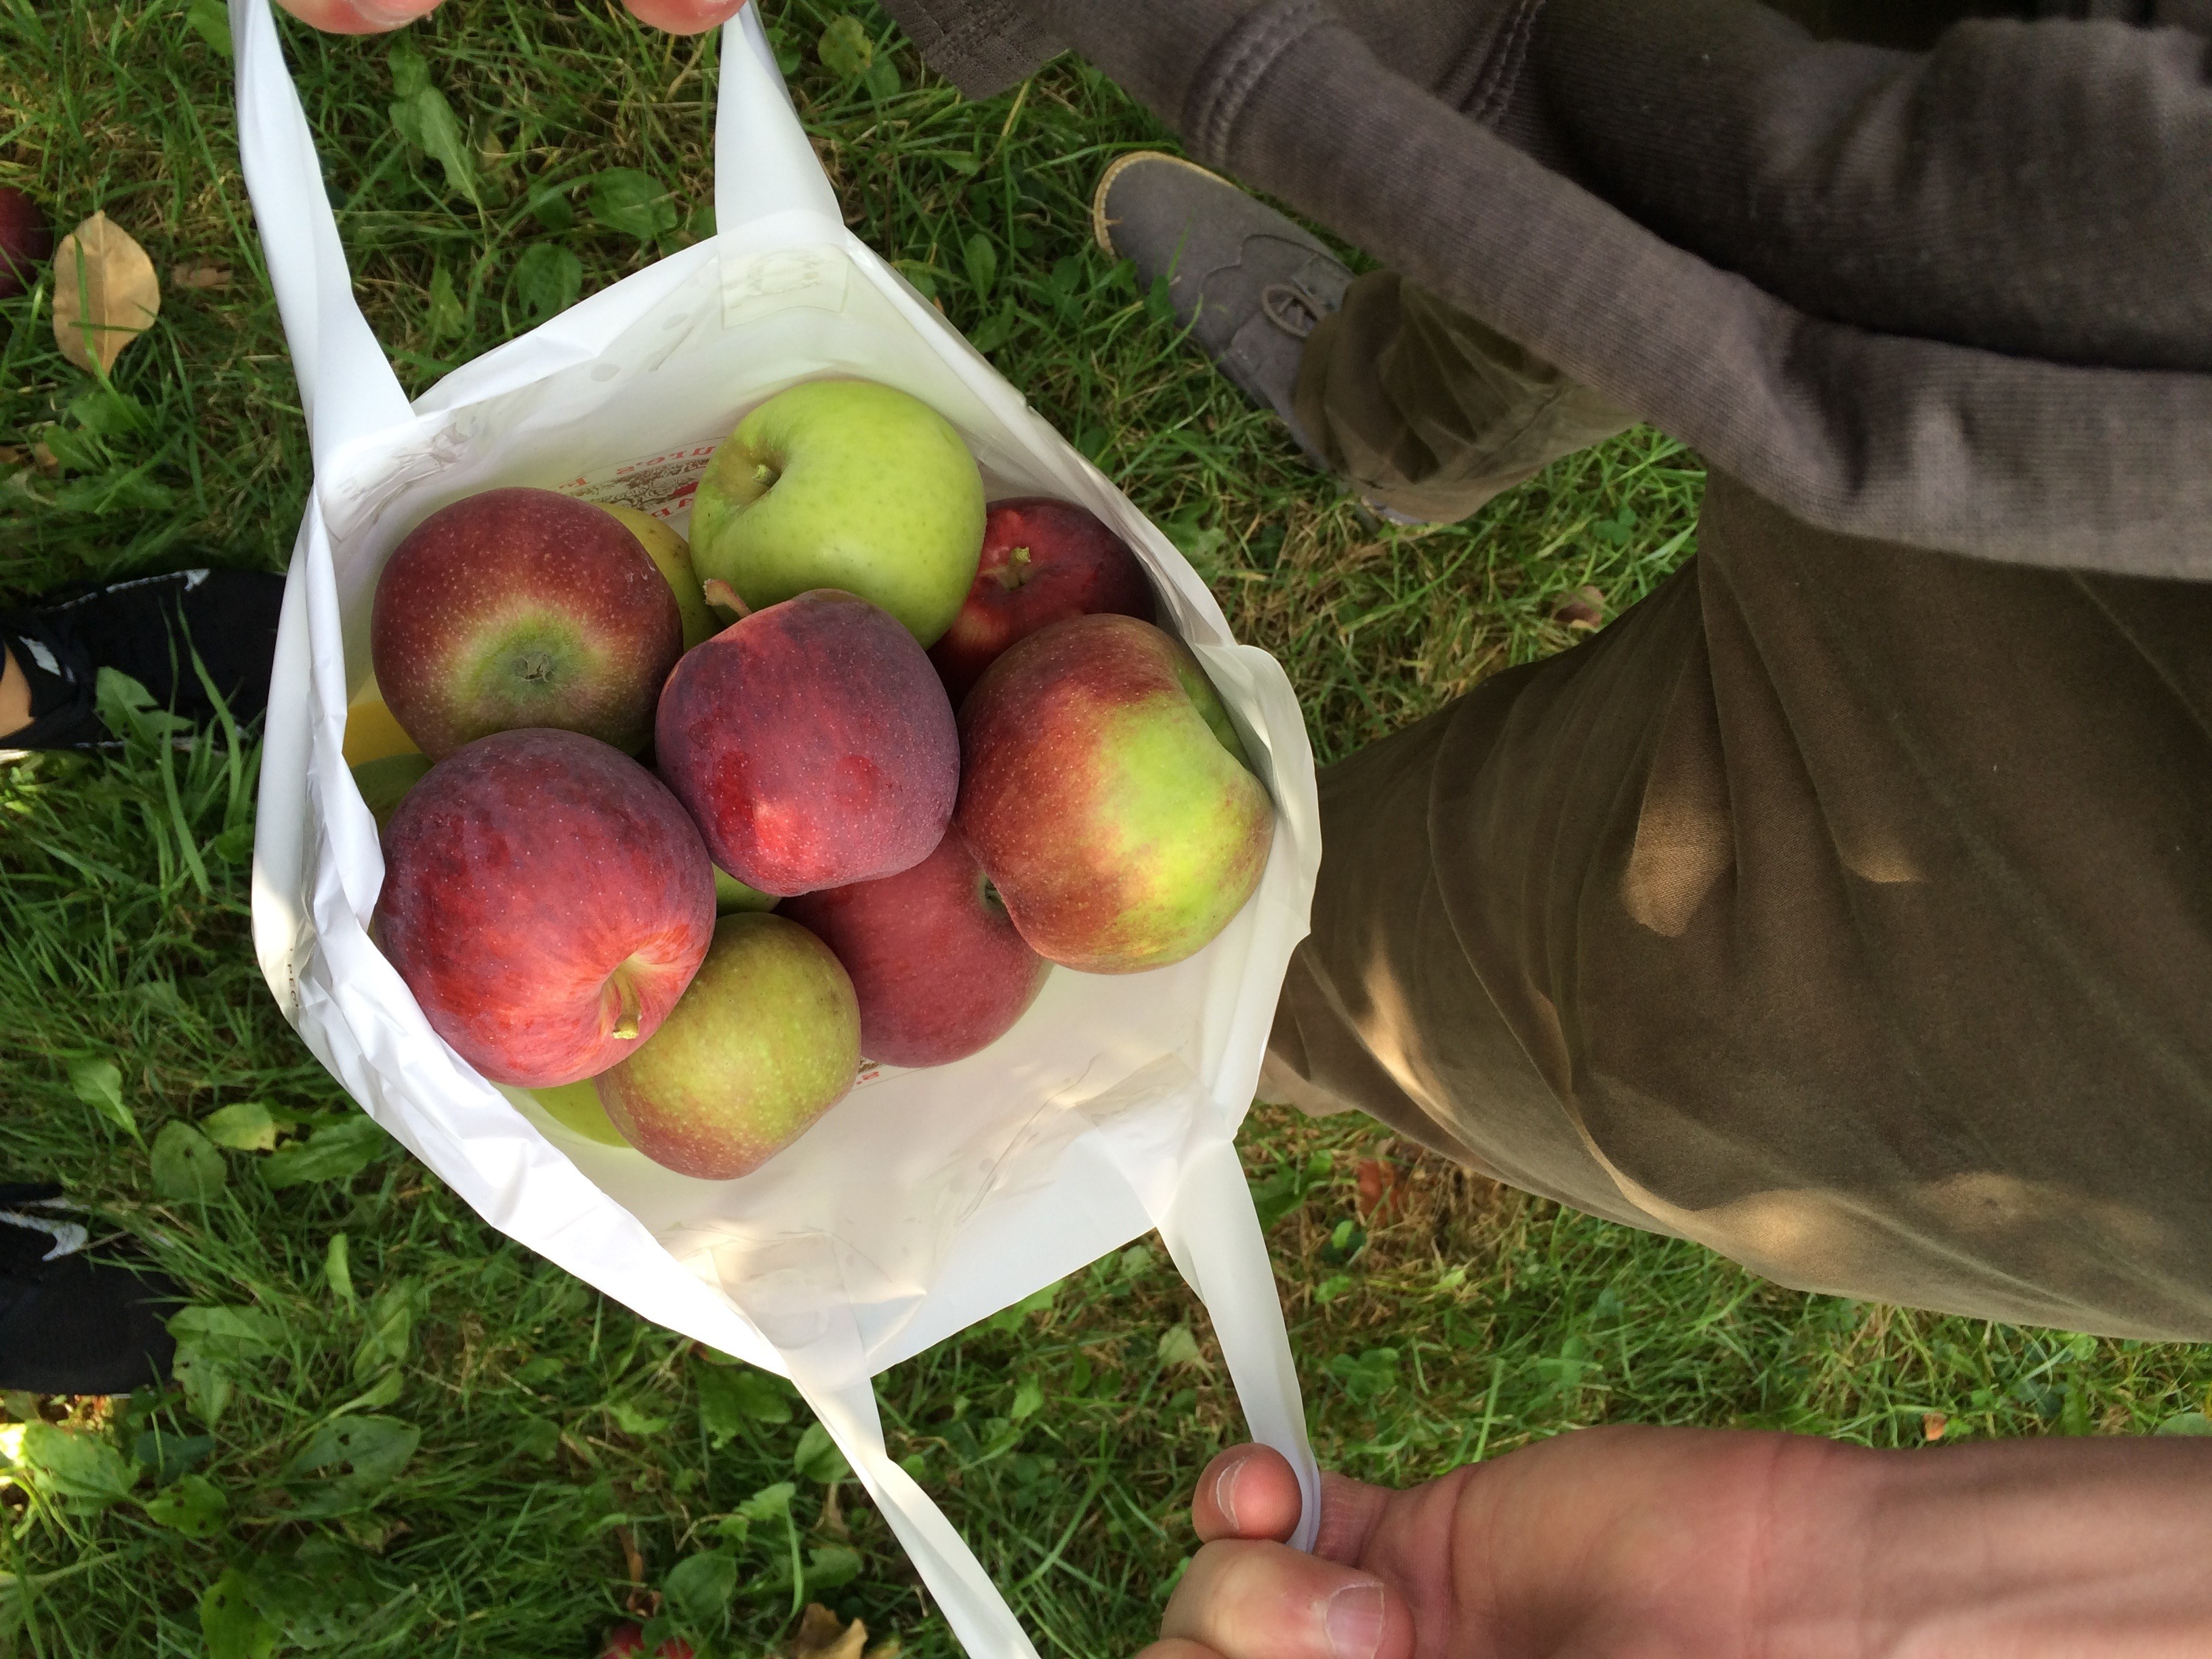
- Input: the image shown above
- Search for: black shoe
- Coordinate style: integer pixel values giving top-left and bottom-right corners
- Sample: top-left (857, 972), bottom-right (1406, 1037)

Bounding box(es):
top-left (1092, 150), bottom-right (1351, 467)
top-left (0, 567), bottom-right (285, 752)
top-left (0, 1185), bottom-right (180, 1395)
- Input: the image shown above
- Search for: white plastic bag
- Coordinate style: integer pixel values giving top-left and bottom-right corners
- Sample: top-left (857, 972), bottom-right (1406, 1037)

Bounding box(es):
top-left (239, 3), bottom-right (1323, 1650)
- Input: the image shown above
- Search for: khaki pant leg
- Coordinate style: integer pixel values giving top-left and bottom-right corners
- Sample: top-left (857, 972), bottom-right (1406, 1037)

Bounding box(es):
top-left (1269, 470), bottom-right (2212, 1340)
top-left (1291, 272), bottom-right (1637, 523)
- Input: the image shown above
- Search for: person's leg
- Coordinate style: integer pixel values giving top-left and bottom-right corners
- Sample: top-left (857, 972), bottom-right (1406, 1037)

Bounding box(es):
top-left (1269, 471), bottom-right (2212, 1340)
top-left (1092, 155), bottom-right (1633, 525)
top-left (0, 567), bottom-right (284, 750)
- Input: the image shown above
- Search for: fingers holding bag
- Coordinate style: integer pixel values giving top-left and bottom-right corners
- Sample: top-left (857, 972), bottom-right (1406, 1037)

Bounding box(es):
top-left (274, 0), bottom-right (745, 34)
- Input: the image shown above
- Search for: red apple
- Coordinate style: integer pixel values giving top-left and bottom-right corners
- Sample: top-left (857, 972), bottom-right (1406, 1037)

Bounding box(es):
top-left (927, 497), bottom-right (1155, 705)
top-left (956, 615), bottom-right (1274, 973)
top-left (371, 487), bottom-right (682, 760)
top-left (655, 589), bottom-right (958, 897)
top-left (372, 728), bottom-right (716, 1088)
top-left (783, 824), bottom-right (1049, 1067)
top-left (600, 1624), bottom-right (695, 1659)
top-left (0, 188), bottom-right (52, 301)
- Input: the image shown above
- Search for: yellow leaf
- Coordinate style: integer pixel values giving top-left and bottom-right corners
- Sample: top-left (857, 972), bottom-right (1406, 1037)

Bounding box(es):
top-left (171, 262), bottom-right (232, 291)
top-left (52, 212), bottom-right (160, 375)
top-left (792, 1603), bottom-right (867, 1659)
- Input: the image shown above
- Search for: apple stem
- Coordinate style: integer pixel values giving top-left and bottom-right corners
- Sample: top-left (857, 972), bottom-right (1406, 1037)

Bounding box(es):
top-left (611, 974), bottom-right (642, 1042)
top-left (992, 546), bottom-right (1035, 592)
top-left (752, 462), bottom-right (779, 491)
top-left (702, 578), bottom-right (751, 619)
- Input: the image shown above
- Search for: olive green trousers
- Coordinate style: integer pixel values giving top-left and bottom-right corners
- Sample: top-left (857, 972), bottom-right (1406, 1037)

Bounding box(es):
top-left (1269, 274), bottom-right (2212, 1340)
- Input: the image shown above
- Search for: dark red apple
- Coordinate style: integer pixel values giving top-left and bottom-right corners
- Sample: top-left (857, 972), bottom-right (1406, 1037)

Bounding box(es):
top-left (956, 614), bottom-right (1274, 973)
top-left (372, 728), bottom-right (716, 1088)
top-left (600, 1624), bottom-right (695, 1659)
top-left (371, 487), bottom-right (682, 760)
top-left (926, 497), bottom-right (1155, 705)
top-left (783, 824), bottom-right (1049, 1067)
top-left (0, 188), bottom-right (51, 302)
top-left (655, 588), bottom-right (958, 897)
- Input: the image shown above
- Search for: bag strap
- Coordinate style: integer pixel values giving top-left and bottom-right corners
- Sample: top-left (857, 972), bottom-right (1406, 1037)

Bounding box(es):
top-left (231, 0), bottom-right (413, 464)
top-left (717, 6), bottom-right (846, 247)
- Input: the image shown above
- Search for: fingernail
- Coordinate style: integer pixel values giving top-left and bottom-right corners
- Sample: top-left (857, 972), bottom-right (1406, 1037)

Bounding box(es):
top-left (1210, 1454), bottom-right (1243, 1533)
top-left (1325, 1581), bottom-right (1386, 1659)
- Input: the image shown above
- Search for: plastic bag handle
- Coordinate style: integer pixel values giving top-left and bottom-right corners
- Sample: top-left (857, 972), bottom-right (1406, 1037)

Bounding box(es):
top-left (231, 0), bottom-right (414, 465)
top-left (232, 0), bottom-right (840, 469)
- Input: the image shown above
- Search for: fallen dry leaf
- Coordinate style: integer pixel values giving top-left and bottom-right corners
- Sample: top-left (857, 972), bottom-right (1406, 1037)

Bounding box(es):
top-left (171, 262), bottom-right (232, 290)
top-left (1923, 1412), bottom-right (1949, 1442)
top-left (792, 1603), bottom-right (867, 1659)
top-left (52, 212), bottom-right (160, 374)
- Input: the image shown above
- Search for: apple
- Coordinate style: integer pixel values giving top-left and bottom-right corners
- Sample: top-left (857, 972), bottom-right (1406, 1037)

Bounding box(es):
top-left (529, 1080), bottom-right (632, 1147)
top-left (655, 588), bottom-right (958, 896)
top-left (350, 752), bottom-right (434, 835)
top-left (714, 867), bottom-right (779, 914)
top-left (594, 912), bottom-right (861, 1180)
top-left (599, 1624), bottom-right (694, 1659)
top-left (956, 615), bottom-right (1274, 973)
top-left (783, 824), bottom-right (1049, 1067)
top-left (688, 380), bottom-right (985, 646)
top-left (597, 502), bottom-right (726, 651)
top-left (928, 498), bottom-right (1157, 705)
top-left (0, 187), bottom-right (50, 301)
top-left (371, 487), bottom-right (683, 759)
top-left (373, 728), bottom-right (716, 1087)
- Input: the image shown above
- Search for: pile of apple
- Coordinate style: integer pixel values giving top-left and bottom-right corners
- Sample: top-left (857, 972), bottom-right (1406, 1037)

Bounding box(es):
top-left (361, 380), bottom-right (1275, 1182)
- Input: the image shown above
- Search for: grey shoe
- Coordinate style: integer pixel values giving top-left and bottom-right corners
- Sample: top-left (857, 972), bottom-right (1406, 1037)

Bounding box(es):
top-left (1092, 151), bottom-right (1350, 466)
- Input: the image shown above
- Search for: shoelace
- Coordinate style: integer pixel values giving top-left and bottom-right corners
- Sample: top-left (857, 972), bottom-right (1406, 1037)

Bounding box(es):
top-left (0, 1200), bottom-right (88, 1265)
top-left (1261, 281), bottom-right (1332, 340)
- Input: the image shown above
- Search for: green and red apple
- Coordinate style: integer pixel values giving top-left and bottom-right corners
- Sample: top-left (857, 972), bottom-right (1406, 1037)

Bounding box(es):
top-left (687, 380), bottom-right (985, 646)
top-left (372, 729), bottom-right (716, 1088)
top-left (599, 502), bottom-right (723, 651)
top-left (371, 487), bottom-right (682, 758)
top-left (955, 615), bottom-right (1274, 973)
top-left (595, 912), bottom-right (861, 1180)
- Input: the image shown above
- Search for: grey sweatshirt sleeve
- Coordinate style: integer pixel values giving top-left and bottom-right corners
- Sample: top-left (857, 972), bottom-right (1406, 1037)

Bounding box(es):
top-left (873, 0), bottom-right (2212, 578)
top-left (874, 0), bottom-right (1061, 97)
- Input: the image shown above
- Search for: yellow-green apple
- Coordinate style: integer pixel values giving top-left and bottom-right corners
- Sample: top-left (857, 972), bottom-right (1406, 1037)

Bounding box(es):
top-left (529, 1080), bottom-right (632, 1147)
top-left (783, 825), bottom-right (1049, 1067)
top-left (687, 380), bottom-right (985, 645)
top-left (372, 729), bottom-right (716, 1087)
top-left (351, 752), bottom-right (434, 835)
top-left (928, 498), bottom-right (1156, 705)
top-left (371, 487), bottom-right (682, 758)
top-left (713, 867), bottom-right (779, 914)
top-left (594, 913), bottom-right (861, 1179)
top-left (598, 503), bottom-right (722, 650)
top-left (956, 615), bottom-right (1274, 972)
top-left (655, 589), bottom-right (958, 895)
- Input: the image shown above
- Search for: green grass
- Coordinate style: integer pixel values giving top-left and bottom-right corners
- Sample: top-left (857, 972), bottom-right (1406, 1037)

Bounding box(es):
top-left (2, 4), bottom-right (2207, 1658)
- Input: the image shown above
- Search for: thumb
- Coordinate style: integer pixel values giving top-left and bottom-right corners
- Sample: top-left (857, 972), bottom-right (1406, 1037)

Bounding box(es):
top-left (274, 0), bottom-right (443, 33)
top-left (1162, 1540), bottom-right (1416, 1659)
top-left (623, 0), bottom-right (749, 34)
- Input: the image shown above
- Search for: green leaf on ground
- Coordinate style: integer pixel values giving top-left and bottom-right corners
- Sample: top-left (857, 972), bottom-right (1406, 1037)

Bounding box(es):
top-left (241, 1537), bottom-right (380, 1648)
top-left (201, 1101), bottom-right (279, 1151)
top-left (697, 1363), bottom-right (792, 1446)
top-left (351, 1278), bottom-right (422, 1381)
top-left (262, 1115), bottom-right (386, 1188)
top-left (201, 1568), bottom-right (280, 1659)
top-left (131, 1428), bottom-right (215, 1486)
top-left (171, 1343), bottom-right (234, 1426)
top-left (818, 16), bottom-right (873, 77)
top-left (514, 243), bottom-right (582, 321)
top-left (2157, 1410), bottom-right (2212, 1436)
top-left (587, 169), bottom-right (678, 241)
top-left (20, 1422), bottom-right (138, 1504)
top-left (168, 1303), bottom-right (287, 1362)
top-left (152, 1120), bottom-right (226, 1200)
top-left (663, 1550), bottom-right (737, 1629)
top-left (794, 1422), bottom-right (850, 1484)
top-left (426, 263), bottom-right (466, 340)
top-left (144, 1472), bottom-right (230, 1536)
top-left (185, 0), bottom-right (231, 55)
top-left (1157, 1325), bottom-right (1203, 1368)
top-left (806, 1544), bottom-right (862, 1594)
top-left (963, 232), bottom-right (998, 301)
top-left (69, 1058), bottom-right (135, 1138)
top-left (285, 1414), bottom-right (420, 1517)
top-left (1009, 1375), bottom-right (1044, 1420)
top-left (387, 41), bottom-right (477, 204)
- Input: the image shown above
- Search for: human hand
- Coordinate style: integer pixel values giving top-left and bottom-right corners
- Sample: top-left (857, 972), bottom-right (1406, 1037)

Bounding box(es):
top-left (1140, 1425), bottom-right (2212, 1657)
top-left (275, 0), bottom-right (745, 36)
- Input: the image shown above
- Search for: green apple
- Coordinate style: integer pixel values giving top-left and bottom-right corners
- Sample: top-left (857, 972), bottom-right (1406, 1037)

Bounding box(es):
top-left (598, 503), bottom-right (724, 651)
top-left (351, 752), bottom-right (434, 836)
top-left (689, 380), bottom-right (985, 646)
top-left (713, 866), bottom-right (779, 914)
top-left (529, 1080), bottom-right (632, 1147)
top-left (594, 913), bottom-right (861, 1180)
